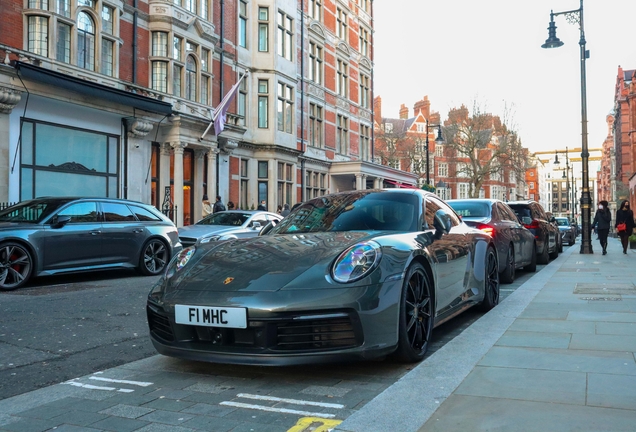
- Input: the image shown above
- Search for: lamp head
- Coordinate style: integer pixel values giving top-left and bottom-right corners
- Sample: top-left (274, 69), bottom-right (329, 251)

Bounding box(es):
top-left (554, 152), bottom-right (560, 165)
top-left (435, 125), bottom-right (444, 144)
top-left (541, 14), bottom-right (564, 49)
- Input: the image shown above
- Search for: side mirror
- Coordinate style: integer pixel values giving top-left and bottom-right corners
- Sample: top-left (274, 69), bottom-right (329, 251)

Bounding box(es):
top-left (433, 209), bottom-right (452, 235)
top-left (251, 221), bottom-right (262, 230)
top-left (51, 215), bottom-right (71, 228)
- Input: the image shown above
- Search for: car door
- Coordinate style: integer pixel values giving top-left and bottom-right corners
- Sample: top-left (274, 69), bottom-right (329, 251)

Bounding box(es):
top-left (43, 201), bottom-right (103, 271)
top-left (99, 201), bottom-right (145, 265)
top-left (499, 203), bottom-right (531, 265)
top-left (533, 203), bottom-right (554, 252)
top-left (425, 196), bottom-right (471, 313)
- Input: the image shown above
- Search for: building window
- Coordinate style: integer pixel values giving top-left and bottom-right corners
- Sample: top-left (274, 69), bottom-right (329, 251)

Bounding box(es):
top-left (201, 48), bottom-right (209, 71)
top-left (529, 181), bottom-right (535, 189)
top-left (277, 11), bottom-right (293, 61)
top-left (277, 162), bottom-right (293, 207)
top-left (57, 0), bottom-right (70, 17)
top-left (258, 160), bottom-right (268, 205)
top-left (336, 114), bottom-right (349, 155)
top-left (77, 12), bottom-right (95, 70)
top-left (336, 60), bottom-right (348, 97)
top-left (185, 55), bottom-right (197, 101)
top-left (359, 27), bottom-right (369, 56)
top-left (56, 22), bottom-right (70, 63)
top-left (458, 183), bottom-right (469, 199)
top-left (28, 0), bottom-right (48, 9)
top-left (173, 64), bottom-right (182, 97)
top-left (309, 42), bottom-right (323, 85)
top-left (258, 7), bottom-right (269, 52)
top-left (201, 75), bottom-right (208, 105)
top-left (456, 162), bottom-right (468, 178)
top-left (359, 73), bottom-right (369, 108)
top-left (28, 16), bottom-right (49, 57)
top-left (201, 0), bottom-right (208, 19)
top-left (258, 79), bottom-right (269, 128)
top-left (173, 36), bottom-right (182, 60)
top-left (309, 0), bottom-right (321, 21)
top-left (152, 32), bottom-right (168, 56)
top-left (239, 0), bottom-right (247, 48)
top-left (336, 8), bottom-right (347, 41)
top-left (359, 0), bottom-right (369, 13)
top-left (438, 162), bottom-right (448, 177)
top-left (152, 62), bottom-right (168, 92)
top-left (306, 170), bottom-right (327, 199)
top-left (435, 144), bottom-right (443, 157)
top-left (184, 0), bottom-right (196, 14)
top-left (360, 124), bottom-right (370, 161)
top-left (102, 5), bottom-right (114, 34)
top-left (238, 78), bottom-right (247, 124)
top-left (101, 39), bottom-right (113, 76)
top-left (277, 83), bottom-right (293, 133)
top-left (309, 103), bottom-right (323, 148)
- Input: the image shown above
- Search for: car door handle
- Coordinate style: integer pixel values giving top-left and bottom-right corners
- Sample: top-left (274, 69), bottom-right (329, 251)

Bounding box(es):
top-left (90, 230), bottom-right (101, 235)
top-left (132, 228), bottom-right (144, 233)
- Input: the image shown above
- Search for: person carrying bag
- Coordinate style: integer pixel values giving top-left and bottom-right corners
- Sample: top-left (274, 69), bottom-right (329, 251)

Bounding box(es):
top-left (615, 200), bottom-right (635, 254)
top-left (592, 200), bottom-right (611, 255)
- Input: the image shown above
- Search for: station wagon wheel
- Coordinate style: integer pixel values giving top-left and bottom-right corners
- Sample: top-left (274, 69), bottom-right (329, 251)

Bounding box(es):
top-left (0, 242), bottom-right (33, 291)
top-left (139, 239), bottom-right (168, 276)
top-left (500, 246), bottom-right (515, 284)
top-left (394, 262), bottom-right (434, 363)
top-left (480, 246), bottom-right (500, 311)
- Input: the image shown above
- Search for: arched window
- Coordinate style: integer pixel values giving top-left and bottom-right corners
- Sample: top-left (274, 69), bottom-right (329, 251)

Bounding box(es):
top-left (185, 55), bottom-right (197, 101)
top-left (77, 12), bottom-right (95, 70)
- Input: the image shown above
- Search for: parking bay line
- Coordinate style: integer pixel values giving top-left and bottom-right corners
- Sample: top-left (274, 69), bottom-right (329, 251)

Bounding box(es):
top-left (219, 393), bottom-right (346, 419)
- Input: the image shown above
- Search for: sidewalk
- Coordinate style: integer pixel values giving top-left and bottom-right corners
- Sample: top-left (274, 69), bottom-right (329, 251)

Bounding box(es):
top-left (336, 238), bottom-right (636, 432)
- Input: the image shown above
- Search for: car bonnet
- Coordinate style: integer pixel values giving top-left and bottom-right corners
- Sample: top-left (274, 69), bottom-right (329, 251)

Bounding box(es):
top-left (170, 231), bottom-right (376, 292)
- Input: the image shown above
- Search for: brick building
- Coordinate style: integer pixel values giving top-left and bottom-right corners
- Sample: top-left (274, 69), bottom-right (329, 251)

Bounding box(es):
top-left (0, 0), bottom-right (412, 226)
top-left (612, 67), bottom-right (636, 208)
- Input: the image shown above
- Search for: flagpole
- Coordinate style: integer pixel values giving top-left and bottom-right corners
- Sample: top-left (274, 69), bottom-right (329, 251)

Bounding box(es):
top-left (199, 70), bottom-right (249, 141)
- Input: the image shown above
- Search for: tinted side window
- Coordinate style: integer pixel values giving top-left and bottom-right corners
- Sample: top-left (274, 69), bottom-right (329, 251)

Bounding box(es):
top-left (532, 203), bottom-right (546, 220)
top-left (101, 202), bottom-right (135, 222)
top-left (57, 202), bottom-right (98, 223)
top-left (129, 205), bottom-right (162, 222)
top-left (500, 204), bottom-right (518, 222)
top-left (428, 196), bottom-right (460, 227)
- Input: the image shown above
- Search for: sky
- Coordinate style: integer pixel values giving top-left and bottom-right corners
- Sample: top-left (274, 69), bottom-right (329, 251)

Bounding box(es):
top-left (373, 0), bottom-right (636, 155)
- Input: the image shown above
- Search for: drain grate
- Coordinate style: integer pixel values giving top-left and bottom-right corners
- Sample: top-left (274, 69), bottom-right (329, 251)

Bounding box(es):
top-left (574, 283), bottom-right (636, 295)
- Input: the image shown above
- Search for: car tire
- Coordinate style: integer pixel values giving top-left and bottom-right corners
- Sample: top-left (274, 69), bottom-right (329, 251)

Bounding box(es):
top-left (480, 246), bottom-right (500, 312)
top-left (537, 241), bottom-right (550, 264)
top-left (138, 239), bottom-right (169, 276)
top-left (558, 236), bottom-right (563, 253)
top-left (524, 243), bottom-right (537, 272)
top-left (393, 262), bottom-right (434, 363)
top-left (0, 242), bottom-right (34, 291)
top-left (549, 239), bottom-right (559, 259)
top-left (500, 246), bottom-right (515, 284)
top-left (569, 237), bottom-right (575, 246)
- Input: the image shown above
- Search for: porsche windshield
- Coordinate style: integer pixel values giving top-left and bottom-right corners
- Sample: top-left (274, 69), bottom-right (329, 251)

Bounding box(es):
top-left (270, 192), bottom-right (420, 234)
top-left (0, 199), bottom-right (70, 223)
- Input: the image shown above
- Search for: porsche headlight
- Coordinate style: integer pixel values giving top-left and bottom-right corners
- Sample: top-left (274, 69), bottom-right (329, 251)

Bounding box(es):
top-left (332, 241), bottom-right (382, 283)
top-left (165, 246), bottom-right (196, 279)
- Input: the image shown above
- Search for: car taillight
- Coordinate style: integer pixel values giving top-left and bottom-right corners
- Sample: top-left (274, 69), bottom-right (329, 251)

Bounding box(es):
top-left (475, 223), bottom-right (495, 237)
top-left (523, 219), bottom-right (541, 230)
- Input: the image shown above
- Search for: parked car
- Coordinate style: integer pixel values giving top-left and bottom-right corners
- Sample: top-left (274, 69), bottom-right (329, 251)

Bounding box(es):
top-left (147, 189), bottom-right (500, 366)
top-left (545, 212), bottom-right (564, 253)
top-left (178, 210), bottom-right (282, 248)
top-left (507, 200), bottom-right (560, 264)
top-left (0, 197), bottom-right (182, 291)
top-left (447, 198), bottom-right (536, 283)
top-left (555, 216), bottom-right (576, 246)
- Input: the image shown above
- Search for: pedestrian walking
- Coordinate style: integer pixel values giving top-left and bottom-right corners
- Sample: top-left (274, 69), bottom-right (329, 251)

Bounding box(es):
top-left (213, 195), bottom-right (226, 213)
top-left (202, 194), bottom-right (212, 219)
top-left (227, 201), bottom-right (235, 210)
top-left (615, 199), bottom-right (635, 254)
top-left (280, 203), bottom-right (291, 217)
top-left (276, 204), bottom-right (283, 215)
top-left (592, 200), bottom-right (611, 255)
top-left (257, 200), bottom-right (267, 211)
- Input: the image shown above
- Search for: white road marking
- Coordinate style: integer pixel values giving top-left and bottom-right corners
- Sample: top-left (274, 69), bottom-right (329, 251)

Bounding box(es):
top-left (236, 393), bottom-right (345, 409)
top-left (220, 401), bottom-right (336, 418)
top-left (63, 380), bottom-right (134, 392)
top-left (89, 376), bottom-right (153, 387)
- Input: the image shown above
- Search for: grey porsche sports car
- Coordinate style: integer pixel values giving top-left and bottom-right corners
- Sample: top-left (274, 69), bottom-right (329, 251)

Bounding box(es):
top-left (147, 189), bottom-right (500, 365)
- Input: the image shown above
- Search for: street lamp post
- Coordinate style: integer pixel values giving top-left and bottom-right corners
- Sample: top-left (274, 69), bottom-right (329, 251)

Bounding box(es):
top-left (424, 119), bottom-right (444, 185)
top-left (542, 0), bottom-right (593, 253)
top-left (554, 147), bottom-right (572, 218)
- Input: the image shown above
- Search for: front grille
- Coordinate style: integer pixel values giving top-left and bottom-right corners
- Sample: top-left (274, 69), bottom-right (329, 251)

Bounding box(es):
top-left (147, 305), bottom-right (175, 341)
top-left (276, 317), bottom-right (358, 351)
top-left (179, 237), bottom-right (196, 248)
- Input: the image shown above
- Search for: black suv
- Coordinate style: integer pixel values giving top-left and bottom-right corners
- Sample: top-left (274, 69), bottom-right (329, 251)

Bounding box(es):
top-left (507, 201), bottom-right (560, 264)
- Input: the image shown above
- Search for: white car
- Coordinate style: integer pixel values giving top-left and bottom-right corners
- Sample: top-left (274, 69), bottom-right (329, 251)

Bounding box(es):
top-left (178, 210), bottom-right (282, 247)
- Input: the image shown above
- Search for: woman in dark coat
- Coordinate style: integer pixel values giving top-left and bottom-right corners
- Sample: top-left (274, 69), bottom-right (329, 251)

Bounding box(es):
top-left (615, 200), bottom-right (635, 254)
top-left (592, 200), bottom-right (611, 255)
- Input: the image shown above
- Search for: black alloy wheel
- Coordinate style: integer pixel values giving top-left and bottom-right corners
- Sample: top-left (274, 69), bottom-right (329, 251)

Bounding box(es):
top-left (139, 239), bottom-right (169, 276)
top-left (500, 246), bottom-right (515, 284)
top-left (480, 247), bottom-right (500, 311)
top-left (394, 263), bottom-right (434, 363)
top-left (0, 242), bottom-right (33, 291)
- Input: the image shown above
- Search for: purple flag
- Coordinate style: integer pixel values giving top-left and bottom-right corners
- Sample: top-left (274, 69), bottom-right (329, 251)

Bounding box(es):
top-left (200, 71), bottom-right (248, 140)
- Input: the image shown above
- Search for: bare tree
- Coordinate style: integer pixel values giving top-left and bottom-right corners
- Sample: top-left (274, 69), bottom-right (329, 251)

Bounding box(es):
top-left (442, 101), bottom-right (528, 198)
top-left (374, 120), bottom-right (408, 169)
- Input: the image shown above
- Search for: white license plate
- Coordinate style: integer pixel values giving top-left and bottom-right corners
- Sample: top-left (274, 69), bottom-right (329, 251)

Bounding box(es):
top-left (175, 305), bottom-right (247, 328)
